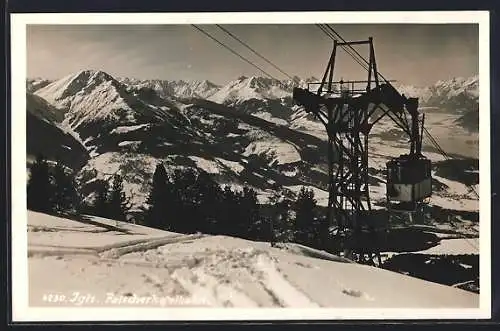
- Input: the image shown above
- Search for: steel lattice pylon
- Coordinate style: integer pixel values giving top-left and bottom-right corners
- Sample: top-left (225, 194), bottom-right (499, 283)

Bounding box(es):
top-left (325, 88), bottom-right (375, 262)
top-left (293, 34), bottom-right (432, 266)
top-left (294, 38), bottom-right (390, 265)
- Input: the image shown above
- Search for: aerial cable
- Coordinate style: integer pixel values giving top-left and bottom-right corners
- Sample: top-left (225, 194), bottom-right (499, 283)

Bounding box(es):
top-left (317, 24), bottom-right (373, 74)
top-left (422, 127), bottom-right (479, 199)
top-left (323, 24), bottom-right (391, 84)
top-left (419, 138), bottom-right (479, 251)
top-left (316, 24), bottom-right (370, 72)
top-left (215, 24), bottom-right (297, 82)
top-left (192, 24), bottom-right (280, 81)
top-left (421, 134), bottom-right (479, 201)
top-left (316, 24), bottom-right (368, 70)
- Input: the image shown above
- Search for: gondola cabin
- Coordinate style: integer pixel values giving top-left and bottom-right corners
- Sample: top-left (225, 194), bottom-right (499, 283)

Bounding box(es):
top-left (386, 155), bottom-right (432, 211)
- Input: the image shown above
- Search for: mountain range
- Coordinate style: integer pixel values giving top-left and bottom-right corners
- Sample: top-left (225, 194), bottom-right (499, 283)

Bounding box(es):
top-left (26, 70), bottom-right (479, 217)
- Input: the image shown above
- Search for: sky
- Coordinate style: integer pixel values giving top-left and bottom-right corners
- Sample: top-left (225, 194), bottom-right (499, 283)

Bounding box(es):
top-left (26, 24), bottom-right (479, 87)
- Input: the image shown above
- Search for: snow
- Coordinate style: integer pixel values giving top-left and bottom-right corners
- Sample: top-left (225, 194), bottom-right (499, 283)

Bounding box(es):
top-left (111, 124), bottom-right (150, 135)
top-left (396, 75), bottom-right (478, 107)
top-left (28, 211), bottom-right (178, 253)
top-left (189, 156), bottom-right (222, 174)
top-left (433, 173), bottom-right (477, 199)
top-left (209, 76), bottom-right (292, 104)
top-left (189, 156), bottom-right (247, 175)
top-left (118, 141), bottom-right (141, 147)
top-left (252, 111), bottom-right (289, 126)
top-left (120, 78), bottom-right (220, 99)
top-left (369, 183), bottom-right (388, 207)
top-left (81, 152), bottom-right (123, 177)
top-left (415, 238), bottom-right (479, 256)
top-left (22, 71), bottom-right (484, 314)
top-left (430, 196), bottom-right (479, 212)
top-left (36, 71), bottom-right (132, 126)
top-left (34, 70), bottom-right (171, 133)
top-left (286, 185), bottom-right (329, 207)
top-left (282, 168), bottom-right (298, 177)
top-left (78, 152), bottom-right (167, 209)
top-left (290, 113), bottom-right (327, 140)
top-left (27, 212), bottom-right (478, 309)
top-left (82, 137), bottom-right (94, 145)
top-left (215, 158), bottom-right (245, 174)
top-left (243, 140), bottom-right (301, 165)
top-left (35, 71), bottom-right (87, 106)
top-left (254, 254), bottom-right (319, 307)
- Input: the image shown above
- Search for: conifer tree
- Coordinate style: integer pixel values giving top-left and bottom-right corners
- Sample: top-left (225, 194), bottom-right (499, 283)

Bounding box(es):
top-left (293, 187), bottom-right (318, 246)
top-left (109, 174), bottom-right (128, 222)
top-left (93, 179), bottom-right (110, 218)
top-left (172, 168), bottom-right (199, 233)
top-left (145, 163), bottom-right (169, 229)
top-left (269, 191), bottom-right (293, 244)
top-left (240, 186), bottom-right (261, 239)
top-left (217, 185), bottom-right (238, 236)
top-left (52, 160), bottom-right (78, 213)
top-left (27, 154), bottom-right (54, 213)
top-left (195, 171), bottom-right (223, 234)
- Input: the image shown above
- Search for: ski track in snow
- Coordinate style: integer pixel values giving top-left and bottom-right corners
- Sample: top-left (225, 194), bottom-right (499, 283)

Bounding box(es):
top-left (254, 254), bottom-right (319, 307)
top-left (27, 210), bottom-right (479, 308)
top-left (170, 267), bottom-right (259, 308)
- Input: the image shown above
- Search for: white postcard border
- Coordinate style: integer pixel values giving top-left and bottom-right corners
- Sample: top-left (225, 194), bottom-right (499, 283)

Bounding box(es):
top-left (10, 11), bottom-right (491, 321)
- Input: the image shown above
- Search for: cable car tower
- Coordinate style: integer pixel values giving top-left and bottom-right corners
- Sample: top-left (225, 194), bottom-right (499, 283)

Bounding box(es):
top-left (293, 37), bottom-right (432, 265)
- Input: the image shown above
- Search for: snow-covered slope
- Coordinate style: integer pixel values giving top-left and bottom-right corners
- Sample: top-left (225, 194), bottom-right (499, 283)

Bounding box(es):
top-left (27, 78), bottom-right (53, 93)
top-left (28, 211), bottom-right (478, 309)
top-left (27, 92), bottom-right (65, 124)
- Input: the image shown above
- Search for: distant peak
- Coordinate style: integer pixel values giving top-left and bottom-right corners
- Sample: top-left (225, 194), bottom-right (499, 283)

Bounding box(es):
top-left (72, 69), bottom-right (115, 82)
top-left (305, 76), bottom-right (320, 83)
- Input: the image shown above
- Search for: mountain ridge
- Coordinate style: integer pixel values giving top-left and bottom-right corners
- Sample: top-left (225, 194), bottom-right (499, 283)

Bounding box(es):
top-left (28, 71), bottom-right (479, 113)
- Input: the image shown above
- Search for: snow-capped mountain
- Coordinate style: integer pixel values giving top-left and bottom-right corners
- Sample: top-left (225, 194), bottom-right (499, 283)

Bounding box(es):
top-left (208, 76), bottom-right (296, 105)
top-left (396, 76), bottom-right (479, 132)
top-left (119, 77), bottom-right (221, 100)
top-left (396, 75), bottom-right (479, 112)
top-left (119, 75), bottom-right (320, 105)
top-left (34, 70), bottom-right (194, 156)
top-left (35, 70), bottom-right (163, 128)
top-left (205, 75), bottom-right (478, 113)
